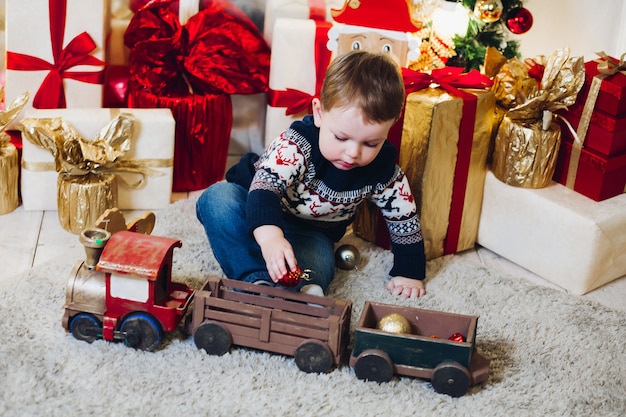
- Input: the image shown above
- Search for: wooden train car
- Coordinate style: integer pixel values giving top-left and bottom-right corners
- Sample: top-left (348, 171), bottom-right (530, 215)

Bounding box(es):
top-left (190, 276), bottom-right (352, 373)
top-left (349, 301), bottom-right (490, 397)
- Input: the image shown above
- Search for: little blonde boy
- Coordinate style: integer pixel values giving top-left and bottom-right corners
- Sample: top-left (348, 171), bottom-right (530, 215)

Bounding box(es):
top-left (196, 50), bottom-right (426, 298)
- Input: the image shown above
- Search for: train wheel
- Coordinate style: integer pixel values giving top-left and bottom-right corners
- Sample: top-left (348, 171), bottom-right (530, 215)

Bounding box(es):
top-left (431, 361), bottom-right (471, 397)
top-left (70, 313), bottom-right (102, 343)
top-left (120, 313), bottom-right (163, 352)
top-left (294, 340), bottom-right (333, 373)
top-left (353, 349), bottom-right (394, 383)
top-left (194, 322), bottom-right (232, 356)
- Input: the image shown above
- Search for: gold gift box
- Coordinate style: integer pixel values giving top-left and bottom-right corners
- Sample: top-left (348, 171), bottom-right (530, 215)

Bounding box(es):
top-left (354, 87), bottom-right (495, 260)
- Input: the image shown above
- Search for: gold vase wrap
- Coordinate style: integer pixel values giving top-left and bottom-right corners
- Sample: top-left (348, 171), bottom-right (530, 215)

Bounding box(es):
top-left (19, 112), bottom-right (163, 233)
top-left (492, 48), bottom-right (585, 188)
top-left (0, 91), bottom-right (30, 215)
top-left (354, 87), bottom-right (495, 260)
top-left (493, 114), bottom-right (561, 188)
top-left (0, 137), bottom-right (19, 215)
top-left (488, 52), bottom-right (539, 163)
top-left (58, 172), bottom-right (118, 233)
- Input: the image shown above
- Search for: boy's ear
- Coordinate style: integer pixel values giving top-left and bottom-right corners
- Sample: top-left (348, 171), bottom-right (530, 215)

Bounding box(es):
top-left (311, 98), bottom-right (323, 127)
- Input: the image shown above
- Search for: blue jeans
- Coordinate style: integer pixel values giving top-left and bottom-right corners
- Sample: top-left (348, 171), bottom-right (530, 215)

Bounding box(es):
top-left (196, 182), bottom-right (335, 293)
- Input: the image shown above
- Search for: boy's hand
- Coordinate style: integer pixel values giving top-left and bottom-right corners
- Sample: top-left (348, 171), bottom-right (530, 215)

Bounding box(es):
top-left (387, 276), bottom-right (426, 299)
top-left (253, 225), bottom-right (297, 283)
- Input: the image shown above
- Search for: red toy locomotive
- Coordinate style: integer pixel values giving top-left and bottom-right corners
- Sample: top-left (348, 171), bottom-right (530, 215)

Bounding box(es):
top-left (62, 223), bottom-right (194, 352)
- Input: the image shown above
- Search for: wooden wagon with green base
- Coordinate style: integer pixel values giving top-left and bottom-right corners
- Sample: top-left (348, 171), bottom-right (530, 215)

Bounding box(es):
top-left (190, 276), bottom-right (352, 373)
top-left (349, 301), bottom-right (490, 397)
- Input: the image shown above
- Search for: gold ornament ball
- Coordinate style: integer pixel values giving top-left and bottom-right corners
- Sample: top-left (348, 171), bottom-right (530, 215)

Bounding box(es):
top-left (473, 0), bottom-right (504, 23)
top-left (376, 313), bottom-right (412, 334)
top-left (335, 244), bottom-right (360, 270)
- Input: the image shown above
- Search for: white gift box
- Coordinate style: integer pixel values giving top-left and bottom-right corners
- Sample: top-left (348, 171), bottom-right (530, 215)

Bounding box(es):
top-left (4, 0), bottom-right (109, 128)
top-left (21, 108), bottom-right (175, 211)
top-left (265, 17), bottom-right (332, 145)
top-left (477, 171), bottom-right (626, 295)
top-left (263, 0), bottom-right (343, 45)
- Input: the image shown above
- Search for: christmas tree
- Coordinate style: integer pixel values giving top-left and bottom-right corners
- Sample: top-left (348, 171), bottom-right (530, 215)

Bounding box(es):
top-left (450, 0), bottom-right (531, 71)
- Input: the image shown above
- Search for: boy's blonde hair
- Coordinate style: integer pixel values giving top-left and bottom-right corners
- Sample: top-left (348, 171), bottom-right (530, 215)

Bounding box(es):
top-left (319, 51), bottom-right (405, 123)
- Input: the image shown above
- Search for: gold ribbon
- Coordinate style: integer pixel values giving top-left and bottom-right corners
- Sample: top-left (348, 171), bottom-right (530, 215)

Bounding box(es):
top-left (0, 90), bottom-right (30, 132)
top-left (595, 51), bottom-right (626, 76)
top-left (566, 51), bottom-right (626, 189)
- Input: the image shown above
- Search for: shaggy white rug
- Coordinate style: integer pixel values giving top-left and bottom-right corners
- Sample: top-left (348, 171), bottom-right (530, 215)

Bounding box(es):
top-left (1, 197), bottom-right (625, 417)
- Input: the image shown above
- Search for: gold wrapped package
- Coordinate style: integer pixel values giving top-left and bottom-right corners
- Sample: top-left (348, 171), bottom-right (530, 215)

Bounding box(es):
top-left (20, 108), bottom-right (175, 212)
top-left (19, 113), bottom-right (145, 234)
top-left (57, 172), bottom-right (117, 233)
top-left (0, 91), bottom-right (30, 215)
top-left (492, 48), bottom-right (585, 188)
top-left (354, 72), bottom-right (495, 260)
top-left (0, 138), bottom-right (19, 215)
top-left (493, 111), bottom-right (561, 188)
top-left (486, 48), bottom-right (540, 162)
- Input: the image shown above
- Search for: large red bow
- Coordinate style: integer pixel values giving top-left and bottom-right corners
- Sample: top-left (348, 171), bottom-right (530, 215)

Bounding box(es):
top-left (402, 67), bottom-right (493, 95)
top-left (124, 0), bottom-right (270, 97)
top-left (5, 0), bottom-right (105, 108)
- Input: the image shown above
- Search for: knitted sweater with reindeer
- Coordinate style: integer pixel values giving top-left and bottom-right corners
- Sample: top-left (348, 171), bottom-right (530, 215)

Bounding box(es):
top-left (225, 115), bottom-right (425, 280)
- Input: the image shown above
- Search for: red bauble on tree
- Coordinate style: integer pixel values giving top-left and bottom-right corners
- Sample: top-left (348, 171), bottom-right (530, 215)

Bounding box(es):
top-left (506, 7), bottom-right (534, 34)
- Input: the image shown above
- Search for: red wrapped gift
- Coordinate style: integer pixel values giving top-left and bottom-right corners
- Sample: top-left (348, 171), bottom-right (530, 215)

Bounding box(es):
top-left (558, 104), bottom-right (626, 156)
top-left (574, 53), bottom-right (626, 117)
top-left (124, 0), bottom-right (270, 191)
top-left (553, 130), bottom-right (626, 202)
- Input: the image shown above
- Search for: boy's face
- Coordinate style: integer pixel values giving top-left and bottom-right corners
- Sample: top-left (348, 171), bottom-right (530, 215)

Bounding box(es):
top-left (311, 98), bottom-right (395, 171)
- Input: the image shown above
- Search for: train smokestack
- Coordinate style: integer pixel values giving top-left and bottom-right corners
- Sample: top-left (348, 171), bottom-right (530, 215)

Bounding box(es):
top-left (79, 228), bottom-right (112, 269)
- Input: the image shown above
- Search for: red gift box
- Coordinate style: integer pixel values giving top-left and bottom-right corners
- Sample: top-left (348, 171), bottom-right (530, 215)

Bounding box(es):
top-left (124, 0), bottom-right (270, 191)
top-left (558, 103), bottom-right (626, 156)
top-left (553, 136), bottom-right (626, 202)
top-left (128, 90), bottom-right (233, 192)
top-left (575, 56), bottom-right (626, 117)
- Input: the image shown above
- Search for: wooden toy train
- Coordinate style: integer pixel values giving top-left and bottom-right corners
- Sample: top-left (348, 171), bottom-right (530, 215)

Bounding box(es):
top-left (62, 215), bottom-right (490, 397)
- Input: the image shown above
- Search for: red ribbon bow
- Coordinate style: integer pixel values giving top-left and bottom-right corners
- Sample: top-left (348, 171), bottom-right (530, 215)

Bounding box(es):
top-left (5, 0), bottom-right (105, 109)
top-left (124, 0), bottom-right (270, 97)
top-left (402, 67), bottom-right (493, 94)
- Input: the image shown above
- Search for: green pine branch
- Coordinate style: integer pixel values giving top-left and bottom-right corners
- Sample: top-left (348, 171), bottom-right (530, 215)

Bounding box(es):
top-left (451, 0), bottom-right (525, 71)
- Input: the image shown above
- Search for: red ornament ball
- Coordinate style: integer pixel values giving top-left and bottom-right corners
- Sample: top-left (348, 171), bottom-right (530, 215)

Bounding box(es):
top-left (277, 266), bottom-right (311, 288)
top-left (506, 7), bottom-right (534, 34)
top-left (448, 332), bottom-right (466, 343)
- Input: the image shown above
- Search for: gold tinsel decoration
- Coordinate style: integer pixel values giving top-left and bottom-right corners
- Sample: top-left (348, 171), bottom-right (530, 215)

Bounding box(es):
top-left (410, 27), bottom-right (456, 71)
